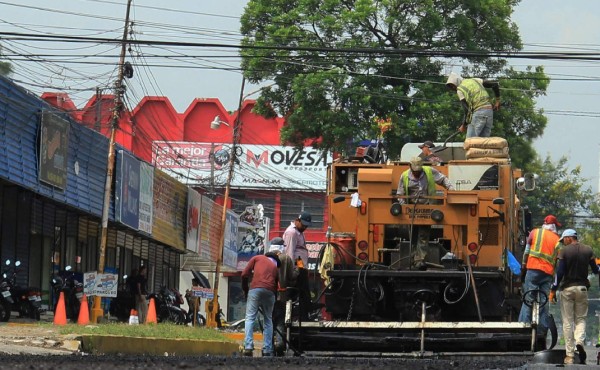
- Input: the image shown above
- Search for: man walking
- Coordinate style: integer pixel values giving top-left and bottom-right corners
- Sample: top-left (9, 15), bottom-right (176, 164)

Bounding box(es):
top-left (241, 249), bottom-right (280, 357)
top-left (446, 72), bottom-right (500, 138)
top-left (518, 215), bottom-right (561, 336)
top-left (550, 229), bottom-right (599, 365)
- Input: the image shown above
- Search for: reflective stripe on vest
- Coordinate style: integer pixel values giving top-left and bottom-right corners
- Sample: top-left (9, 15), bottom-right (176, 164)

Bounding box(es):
top-left (457, 79), bottom-right (491, 112)
top-left (403, 167), bottom-right (436, 197)
top-left (526, 228), bottom-right (560, 275)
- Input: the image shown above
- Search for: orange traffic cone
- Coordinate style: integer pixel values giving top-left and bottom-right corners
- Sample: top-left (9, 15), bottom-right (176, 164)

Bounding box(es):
top-left (77, 294), bottom-right (89, 325)
top-left (53, 291), bottom-right (67, 326)
top-left (146, 298), bottom-right (157, 324)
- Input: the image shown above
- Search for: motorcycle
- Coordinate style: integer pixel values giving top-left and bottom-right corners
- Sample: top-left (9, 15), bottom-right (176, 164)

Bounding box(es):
top-left (4, 261), bottom-right (43, 321)
top-left (109, 274), bottom-right (135, 322)
top-left (0, 260), bottom-right (15, 322)
top-left (149, 285), bottom-right (186, 324)
top-left (51, 266), bottom-right (84, 322)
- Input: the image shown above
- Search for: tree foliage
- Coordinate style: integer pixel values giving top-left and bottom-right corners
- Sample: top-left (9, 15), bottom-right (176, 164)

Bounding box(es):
top-left (0, 45), bottom-right (12, 76)
top-left (240, 0), bottom-right (548, 167)
top-left (521, 156), bottom-right (594, 229)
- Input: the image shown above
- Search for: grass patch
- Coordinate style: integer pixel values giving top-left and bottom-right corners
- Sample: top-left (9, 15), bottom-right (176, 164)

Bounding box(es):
top-left (44, 322), bottom-right (236, 342)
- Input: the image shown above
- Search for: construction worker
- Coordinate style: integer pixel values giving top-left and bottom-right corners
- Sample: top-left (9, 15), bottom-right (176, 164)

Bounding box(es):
top-left (418, 140), bottom-right (442, 165)
top-left (396, 157), bottom-right (453, 205)
top-left (446, 72), bottom-right (500, 138)
top-left (396, 157), bottom-right (453, 267)
top-left (283, 211), bottom-right (312, 320)
top-left (550, 229), bottom-right (599, 365)
top-left (518, 215), bottom-right (561, 336)
top-left (268, 237), bottom-right (298, 355)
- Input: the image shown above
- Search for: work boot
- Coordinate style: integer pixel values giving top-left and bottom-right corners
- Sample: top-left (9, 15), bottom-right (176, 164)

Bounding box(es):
top-left (576, 344), bottom-right (587, 364)
top-left (564, 355), bottom-right (574, 365)
top-left (242, 349), bottom-right (253, 357)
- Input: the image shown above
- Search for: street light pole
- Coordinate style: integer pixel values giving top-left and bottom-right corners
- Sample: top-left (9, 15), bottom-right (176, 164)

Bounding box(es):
top-left (205, 77), bottom-right (245, 328)
top-left (90, 0), bottom-right (132, 323)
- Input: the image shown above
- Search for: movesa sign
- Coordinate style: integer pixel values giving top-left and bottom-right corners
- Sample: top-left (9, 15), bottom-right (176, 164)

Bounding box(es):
top-left (152, 142), bottom-right (331, 191)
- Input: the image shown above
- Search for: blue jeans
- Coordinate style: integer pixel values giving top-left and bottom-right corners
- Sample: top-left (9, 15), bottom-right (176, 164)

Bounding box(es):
top-left (243, 288), bottom-right (275, 354)
top-left (518, 269), bottom-right (553, 333)
top-left (467, 108), bottom-right (493, 138)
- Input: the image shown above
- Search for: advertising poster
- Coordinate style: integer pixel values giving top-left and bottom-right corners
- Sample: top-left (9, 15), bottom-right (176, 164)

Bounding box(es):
top-left (152, 169), bottom-right (186, 251)
top-left (198, 196), bottom-right (214, 261)
top-left (115, 150), bottom-right (140, 230)
top-left (39, 111), bottom-right (70, 189)
top-left (223, 210), bottom-right (239, 269)
top-left (83, 271), bottom-right (118, 297)
top-left (236, 205), bottom-right (269, 271)
top-left (138, 162), bottom-right (154, 234)
top-left (186, 188), bottom-right (202, 254)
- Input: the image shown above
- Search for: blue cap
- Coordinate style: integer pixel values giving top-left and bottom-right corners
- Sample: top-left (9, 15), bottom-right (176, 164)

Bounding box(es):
top-left (559, 229), bottom-right (577, 242)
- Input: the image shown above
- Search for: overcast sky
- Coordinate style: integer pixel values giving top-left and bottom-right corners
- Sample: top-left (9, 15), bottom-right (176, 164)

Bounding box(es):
top-left (1, 1), bottom-right (599, 191)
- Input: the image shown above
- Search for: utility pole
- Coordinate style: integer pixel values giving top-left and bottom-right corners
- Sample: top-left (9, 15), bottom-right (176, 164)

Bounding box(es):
top-left (209, 142), bottom-right (215, 197)
top-left (90, 0), bottom-right (133, 323)
top-left (206, 78), bottom-right (245, 327)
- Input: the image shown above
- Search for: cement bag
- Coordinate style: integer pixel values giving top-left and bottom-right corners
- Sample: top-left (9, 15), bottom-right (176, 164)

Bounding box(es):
top-left (463, 137), bottom-right (508, 150)
top-left (465, 147), bottom-right (509, 159)
top-left (465, 156), bottom-right (510, 164)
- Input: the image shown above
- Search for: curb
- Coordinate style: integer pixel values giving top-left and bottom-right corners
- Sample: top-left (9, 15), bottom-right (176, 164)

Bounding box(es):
top-left (79, 335), bottom-right (240, 356)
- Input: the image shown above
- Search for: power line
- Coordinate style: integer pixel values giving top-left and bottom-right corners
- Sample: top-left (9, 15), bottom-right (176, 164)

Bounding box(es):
top-left (5, 31), bottom-right (600, 61)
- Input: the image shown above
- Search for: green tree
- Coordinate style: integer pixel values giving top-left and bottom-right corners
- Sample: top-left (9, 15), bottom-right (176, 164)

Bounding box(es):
top-left (521, 156), bottom-right (594, 229)
top-left (240, 0), bottom-right (548, 167)
top-left (0, 44), bottom-right (12, 76)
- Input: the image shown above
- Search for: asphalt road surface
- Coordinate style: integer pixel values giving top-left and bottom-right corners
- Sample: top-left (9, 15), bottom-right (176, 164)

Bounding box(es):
top-left (0, 355), bottom-right (529, 370)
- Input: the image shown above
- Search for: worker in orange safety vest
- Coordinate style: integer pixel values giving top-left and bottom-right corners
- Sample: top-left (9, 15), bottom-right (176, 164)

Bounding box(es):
top-left (518, 214), bottom-right (562, 336)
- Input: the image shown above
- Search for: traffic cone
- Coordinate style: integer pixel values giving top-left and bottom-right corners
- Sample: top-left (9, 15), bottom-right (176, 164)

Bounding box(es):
top-left (128, 309), bottom-right (139, 325)
top-left (77, 294), bottom-right (89, 325)
top-left (146, 298), bottom-right (157, 324)
top-left (53, 291), bottom-right (67, 326)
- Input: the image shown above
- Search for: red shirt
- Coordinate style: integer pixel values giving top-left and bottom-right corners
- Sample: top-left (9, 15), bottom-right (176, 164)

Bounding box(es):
top-left (241, 254), bottom-right (279, 293)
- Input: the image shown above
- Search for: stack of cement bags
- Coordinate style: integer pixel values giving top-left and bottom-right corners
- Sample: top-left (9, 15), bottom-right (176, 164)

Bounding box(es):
top-left (463, 137), bottom-right (510, 163)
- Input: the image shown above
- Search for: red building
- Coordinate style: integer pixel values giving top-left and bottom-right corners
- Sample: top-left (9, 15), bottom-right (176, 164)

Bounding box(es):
top-left (41, 93), bottom-right (328, 244)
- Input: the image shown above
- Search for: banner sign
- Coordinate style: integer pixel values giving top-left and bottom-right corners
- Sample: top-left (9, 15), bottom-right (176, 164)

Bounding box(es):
top-left (191, 286), bottom-right (214, 299)
top-left (39, 111), bottom-right (69, 190)
top-left (115, 150), bottom-right (140, 230)
top-left (186, 188), bottom-right (202, 254)
top-left (223, 210), bottom-right (239, 269)
top-left (153, 169), bottom-right (186, 251)
top-left (151, 142), bottom-right (331, 190)
top-left (83, 271), bottom-right (118, 297)
top-left (139, 162), bottom-right (154, 234)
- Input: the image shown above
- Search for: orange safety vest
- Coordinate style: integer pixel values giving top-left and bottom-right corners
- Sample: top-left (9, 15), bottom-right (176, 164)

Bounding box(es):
top-left (526, 228), bottom-right (560, 275)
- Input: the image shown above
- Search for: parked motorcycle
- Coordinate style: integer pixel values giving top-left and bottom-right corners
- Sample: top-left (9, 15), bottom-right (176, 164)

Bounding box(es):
top-left (109, 274), bottom-right (135, 322)
top-left (149, 286), bottom-right (186, 324)
top-left (51, 266), bottom-right (84, 322)
top-left (0, 260), bottom-right (15, 322)
top-left (3, 261), bottom-right (43, 321)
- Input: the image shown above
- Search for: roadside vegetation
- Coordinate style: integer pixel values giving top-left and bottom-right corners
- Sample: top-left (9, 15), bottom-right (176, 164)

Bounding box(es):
top-left (45, 322), bottom-right (236, 341)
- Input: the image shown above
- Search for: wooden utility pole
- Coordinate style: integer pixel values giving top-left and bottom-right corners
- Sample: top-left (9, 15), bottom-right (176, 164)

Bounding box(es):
top-left (91, 0), bottom-right (132, 323)
top-left (205, 78), bottom-right (245, 327)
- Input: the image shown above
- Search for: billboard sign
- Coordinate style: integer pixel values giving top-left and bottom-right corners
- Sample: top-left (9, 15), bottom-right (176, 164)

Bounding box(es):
top-left (152, 142), bottom-right (330, 190)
